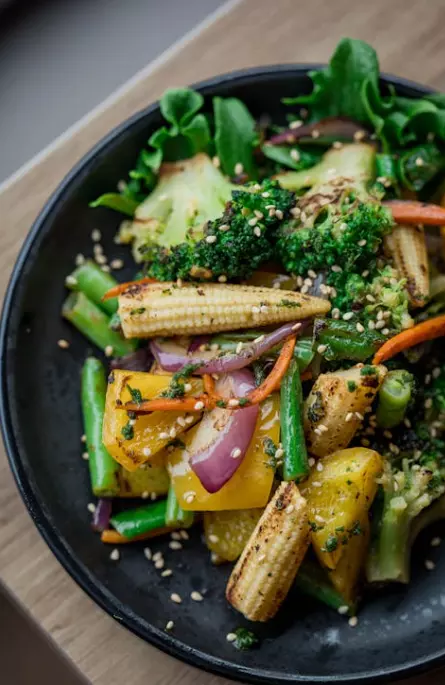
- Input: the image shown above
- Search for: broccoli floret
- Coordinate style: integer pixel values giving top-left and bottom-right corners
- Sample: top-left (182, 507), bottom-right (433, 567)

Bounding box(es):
top-left (275, 144), bottom-right (415, 331)
top-left (141, 175), bottom-right (295, 282)
top-left (118, 152), bottom-right (237, 265)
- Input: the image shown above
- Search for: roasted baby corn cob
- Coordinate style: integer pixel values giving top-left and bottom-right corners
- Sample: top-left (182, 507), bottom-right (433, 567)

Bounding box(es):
top-left (118, 282), bottom-right (330, 338)
top-left (226, 481), bottom-right (310, 622)
top-left (384, 224), bottom-right (429, 307)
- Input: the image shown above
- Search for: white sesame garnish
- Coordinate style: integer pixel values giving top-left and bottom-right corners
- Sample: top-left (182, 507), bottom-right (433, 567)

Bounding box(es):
top-left (231, 447), bottom-right (242, 459)
top-left (375, 320), bottom-right (385, 330)
top-left (75, 253), bottom-right (85, 266)
top-left (205, 235), bottom-right (217, 244)
top-left (194, 401), bottom-right (205, 411)
top-left (91, 228), bottom-right (101, 242)
top-left (355, 412), bottom-right (364, 421)
top-left (162, 569), bottom-right (173, 578)
top-left (308, 457), bottom-right (316, 467)
top-left (169, 541), bottom-right (182, 551)
top-left (285, 504), bottom-right (294, 514)
top-left (425, 559), bottom-right (435, 570)
top-left (141, 491), bottom-right (150, 499)
top-left (317, 424), bottom-right (328, 433)
top-left (348, 616), bottom-right (358, 627)
top-left (191, 591), bottom-right (204, 602)
top-left (343, 312), bottom-right (354, 321)
top-left (152, 551), bottom-right (163, 562)
top-left (368, 320), bottom-right (376, 330)
top-left (251, 305), bottom-right (260, 314)
top-left (316, 462), bottom-right (324, 472)
top-left (345, 412), bottom-right (354, 422)
top-left (170, 593), bottom-right (182, 604)
top-left (312, 481), bottom-right (322, 488)
top-left (218, 224), bottom-right (230, 232)
top-left (253, 226), bottom-right (262, 238)
top-left (415, 157), bottom-right (425, 167)
top-left (314, 514), bottom-right (325, 523)
top-left (275, 209), bottom-right (284, 220)
top-left (338, 605), bottom-right (349, 615)
top-left (433, 367), bottom-right (441, 379)
top-left (212, 156), bottom-right (220, 168)
top-left (331, 308), bottom-right (340, 320)
top-left (226, 632), bottom-right (237, 642)
top-left (154, 558), bottom-right (165, 569)
top-left (289, 119), bottom-right (303, 129)
top-left (65, 275), bottom-right (77, 287)
top-left (104, 345), bottom-right (114, 357)
top-left (274, 447), bottom-right (284, 460)
top-left (95, 254), bottom-right (107, 265)
top-left (228, 399), bottom-right (240, 409)
top-left (82, 451), bottom-right (89, 460)
top-left (110, 258), bottom-right (124, 270)
top-left (354, 130), bottom-right (366, 141)
top-left (331, 264), bottom-right (342, 273)
top-left (143, 447), bottom-right (152, 457)
top-left (356, 323), bottom-right (365, 333)
top-left (143, 547), bottom-right (152, 560)
top-left (159, 432), bottom-right (169, 440)
top-left (110, 548), bottom-right (120, 561)
top-left (184, 491), bottom-right (196, 504)
top-left (87, 502), bottom-right (96, 513)
top-left (431, 537), bottom-right (442, 548)
top-left (57, 339), bottom-right (70, 349)
top-left (424, 398), bottom-right (433, 409)
top-left (218, 275), bottom-right (227, 283)
top-left (165, 620), bottom-right (174, 630)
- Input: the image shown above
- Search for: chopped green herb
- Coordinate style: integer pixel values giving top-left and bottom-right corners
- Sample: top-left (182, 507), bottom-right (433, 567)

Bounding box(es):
top-left (263, 437), bottom-right (278, 458)
top-left (238, 397), bottom-right (251, 407)
top-left (233, 627), bottom-right (259, 651)
top-left (360, 365), bottom-right (377, 376)
top-left (216, 399), bottom-right (227, 408)
top-left (161, 362), bottom-right (201, 399)
top-left (309, 520), bottom-right (324, 532)
top-left (130, 307), bottom-right (146, 315)
top-left (168, 438), bottom-right (185, 449)
top-left (307, 391), bottom-right (325, 423)
top-left (323, 534), bottom-right (338, 553)
top-left (127, 384), bottom-right (143, 406)
top-left (121, 421), bottom-right (134, 441)
top-left (347, 380), bottom-right (357, 392)
top-left (279, 298), bottom-right (301, 308)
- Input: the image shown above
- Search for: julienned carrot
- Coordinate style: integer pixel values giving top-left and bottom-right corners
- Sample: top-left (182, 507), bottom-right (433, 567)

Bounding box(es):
top-left (248, 337), bottom-right (296, 404)
top-left (101, 526), bottom-right (172, 544)
top-left (124, 336), bottom-right (298, 413)
top-left (373, 315), bottom-right (445, 365)
top-left (102, 277), bottom-right (157, 301)
top-left (384, 200), bottom-right (445, 226)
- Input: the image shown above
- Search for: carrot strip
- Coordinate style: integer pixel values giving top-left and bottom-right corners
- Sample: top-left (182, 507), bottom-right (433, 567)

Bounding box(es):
top-left (384, 200), bottom-right (445, 226)
top-left (101, 527), bottom-right (172, 544)
top-left (248, 337), bottom-right (297, 404)
top-left (102, 277), bottom-right (157, 301)
top-left (372, 315), bottom-right (445, 365)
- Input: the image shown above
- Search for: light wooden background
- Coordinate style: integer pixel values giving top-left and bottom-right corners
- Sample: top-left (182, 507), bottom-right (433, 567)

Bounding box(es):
top-left (1, 0), bottom-right (445, 683)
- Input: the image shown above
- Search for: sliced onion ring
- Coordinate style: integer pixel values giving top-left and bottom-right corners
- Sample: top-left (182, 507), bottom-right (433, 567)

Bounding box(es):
top-left (190, 369), bottom-right (258, 493)
top-left (92, 498), bottom-right (112, 532)
top-left (150, 320), bottom-right (307, 376)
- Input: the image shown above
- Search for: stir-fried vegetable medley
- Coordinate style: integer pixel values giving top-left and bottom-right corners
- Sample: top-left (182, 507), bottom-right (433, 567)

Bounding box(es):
top-left (63, 39), bottom-right (445, 635)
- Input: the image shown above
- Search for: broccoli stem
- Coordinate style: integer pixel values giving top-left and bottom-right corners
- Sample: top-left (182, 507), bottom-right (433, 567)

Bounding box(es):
top-left (366, 498), bottom-right (411, 584)
top-left (376, 370), bottom-right (413, 429)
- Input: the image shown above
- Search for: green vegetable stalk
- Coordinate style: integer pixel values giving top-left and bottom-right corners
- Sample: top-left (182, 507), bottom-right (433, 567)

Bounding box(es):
top-left (62, 291), bottom-right (136, 356)
top-left (295, 560), bottom-right (355, 614)
top-left (281, 359), bottom-right (308, 482)
top-left (376, 370), bottom-right (414, 429)
top-left (81, 358), bottom-right (120, 496)
top-left (314, 319), bottom-right (384, 362)
top-left (67, 260), bottom-right (119, 315)
top-left (110, 499), bottom-right (168, 540)
top-left (165, 484), bottom-right (194, 528)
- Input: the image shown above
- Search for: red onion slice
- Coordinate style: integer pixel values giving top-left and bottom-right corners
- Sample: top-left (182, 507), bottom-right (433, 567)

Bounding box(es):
top-left (110, 348), bottom-right (151, 372)
top-left (190, 370), bottom-right (259, 493)
top-left (91, 498), bottom-right (112, 532)
top-left (150, 320), bottom-right (307, 375)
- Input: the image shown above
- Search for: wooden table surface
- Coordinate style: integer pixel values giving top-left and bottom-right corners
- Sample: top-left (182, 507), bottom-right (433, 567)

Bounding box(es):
top-left (1, 0), bottom-right (445, 683)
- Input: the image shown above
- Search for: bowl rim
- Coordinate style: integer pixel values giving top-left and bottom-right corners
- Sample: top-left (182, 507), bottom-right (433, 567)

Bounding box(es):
top-left (0, 63), bottom-right (440, 685)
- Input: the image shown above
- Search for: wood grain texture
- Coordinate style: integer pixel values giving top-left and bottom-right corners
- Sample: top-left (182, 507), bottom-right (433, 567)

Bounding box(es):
top-left (1, 0), bottom-right (445, 683)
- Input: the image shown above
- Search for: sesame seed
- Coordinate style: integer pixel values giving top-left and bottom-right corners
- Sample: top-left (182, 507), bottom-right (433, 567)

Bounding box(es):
top-left (169, 541), bottom-right (182, 551)
top-left (159, 432), bottom-right (169, 440)
top-left (184, 383), bottom-right (192, 393)
top-left (162, 569), bottom-right (173, 578)
top-left (290, 149), bottom-right (301, 162)
top-left (251, 306), bottom-right (260, 314)
top-left (87, 502), bottom-right (96, 513)
top-left (65, 275), bottom-right (77, 287)
top-left (82, 451), bottom-right (89, 460)
top-left (331, 264), bottom-right (342, 274)
top-left (312, 481), bottom-right (322, 488)
top-left (110, 549), bottom-right (120, 561)
top-left (354, 130), bottom-right (366, 141)
top-left (348, 616), bottom-right (358, 627)
top-left (375, 320), bottom-right (385, 330)
top-left (286, 504), bottom-right (294, 514)
top-left (431, 537), bottom-right (442, 547)
top-left (91, 229), bottom-right (101, 242)
top-left (194, 401), bottom-right (204, 411)
top-left (366, 294), bottom-right (375, 303)
top-left (165, 620), bottom-right (174, 630)
top-left (260, 305), bottom-right (268, 313)
top-left (331, 308), bottom-right (340, 320)
top-left (234, 162), bottom-right (244, 175)
top-left (231, 447), bottom-right (242, 459)
top-left (300, 285), bottom-right (309, 294)
top-left (184, 491), bottom-right (196, 504)
top-left (218, 275), bottom-right (227, 283)
top-left (304, 278), bottom-right (313, 287)
top-left (316, 462), bottom-right (324, 472)
top-left (236, 342), bottom-right (244, 354)
top-left (433, 367), bottom-right (441, 379)
top-left (141, 491), bottom-right (150, 499)
top-left (275, 447), bottom-right (284, 460)
top-left (185, 415), bottom-right (194, 424)
top-left (171, 531), bottom-right (181, 541)
top-left (110, 258), bottom-right (124, 270)
top-left (262, 191), bottom-right (270, 198)
top-left (254, 226), bottom-right (262, 237)
top-left (361, 438), bottom-right (370, 447)
top-left (170, 593), bottom-right (182, 604)
top-left (404, 418), bottom-right (412, 428)
top-left (93, 243), bottom-right (103, 255)
top-left (219, 224), bottom-right (230, 232)
top-left (383, 430), bottom-right (392, 439)
top-left (143, 547), bottom-right (152, 560)
top-left (275, 209), bottom-right (284, 220)
top-left (57, 339), bottom-right (70, 349)
top-left (95, 254), bottom-right (107, 265)
top-left (169, 427), bottom-right (177, 439)
top-left (290, 206), bottom-right (301, 218)
top-left (425, 398), bottom-right (433, 409)
top-left (154, 558), bottom-right (165, 569)
top-left (308, 457), bottom-right (316, 467)
top-left (345, 412), bottom-right (354, 422)
top-left (105, 345), bottom-right (114, 357)
top-left (289, 119), bottom-right (303, 129)
top-left (248, 217), bottom-right (258, 227)
top-left (75, 253), bottom-right (85, 266)
top-left (291, 323), bottom-right (302, 332)
top-left (152, 551), bottom-right (163, 562)
top-left (415, 157), bottom-right (425, 167)
top-left (318, 424), bottom-right (328, 433)
top-left (314, 514), bottom-right (325, 523)
top-left (425, 559), bottom-right (435, 570)
top-left (358, 239), bottom-right (367, 247)
top-left (356, 323), bottom-right (365, 333)
top-left (389, 443), bottom-right (400, 455)
top-left (333, 141), bottom-right (343, 149)
top-left (338, 605), bottom-right (349, 615)
top-left (81, 434), bottom-right (86, 442)
top-left (382, 328), bottom-right (390, 336)
top-left (191, 591), bottom-right (203, 602)
top-left (311, 129), bottom-right (320, 139)
top-left (226, 632), bottom-right (237, 642)
top-left (205, 235), bottom-right (217, 244)
top-left (142, 447), bottom-right (152, 458)
top-left (362, 270), bottom-right (369, 278)
top-left (212, 156), bottom-right (220, 168)
top-left (343, 312), bottom-right (354, 321)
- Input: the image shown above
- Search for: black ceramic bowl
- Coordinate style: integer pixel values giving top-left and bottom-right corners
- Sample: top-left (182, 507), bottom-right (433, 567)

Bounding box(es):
top-left (1, 66), bottom-right (445, 685)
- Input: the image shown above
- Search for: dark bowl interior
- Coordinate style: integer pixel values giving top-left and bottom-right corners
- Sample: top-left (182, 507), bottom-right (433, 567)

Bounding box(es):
top-left (2, 66), bottom-right (445, 685)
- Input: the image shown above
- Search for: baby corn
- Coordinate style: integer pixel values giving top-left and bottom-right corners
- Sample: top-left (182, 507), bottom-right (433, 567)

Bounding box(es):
top-left (385, 224), bottom-right (429, 307)
top-left (118, 282), bottom-right (330, 338)
top-left (226, 482), bottom-right (310, 622)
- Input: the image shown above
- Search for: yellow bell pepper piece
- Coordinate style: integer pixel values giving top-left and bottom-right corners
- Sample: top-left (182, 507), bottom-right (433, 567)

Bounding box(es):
top-left (301, 447), bottom-right (382, 570)
top-left (167, 394), bottom-right (280, 511)
top-left (117, 453), bottom-right (170, 497)
top-left (329, 515), bottom-right (370, 606)
top-left (204, 508), bottom-right (263, 561)
top-left (102, 370), bottom-right (202, 471)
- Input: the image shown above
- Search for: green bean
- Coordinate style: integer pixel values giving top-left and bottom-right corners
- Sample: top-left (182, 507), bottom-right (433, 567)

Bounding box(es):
top-left (295, 560), bottom-right (355, 614)
top-left (165, 484), bottom-right (194, 528)
top-left (110, 499), bottom-right (167, 539)
top-left (294, 337), bottom-right (314, 372)
top-left (281, 358), bottom-right (308, 482)
top-left (81, 358), bottom-right (120, 496)
top-left (67, 260), bottom-right (118, 315)
top-left (314, 318), bottom-right (384, 361)
top-left (376, 370), bottom-right (413, 429)
top-left (375, 153), bottom-right (398, 188)
top-left (62, 291), bottom-right (136, 356)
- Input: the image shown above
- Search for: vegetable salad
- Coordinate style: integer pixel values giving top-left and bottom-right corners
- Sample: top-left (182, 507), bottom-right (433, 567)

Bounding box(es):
top-left (63, 38), bottom-right (445, 634)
